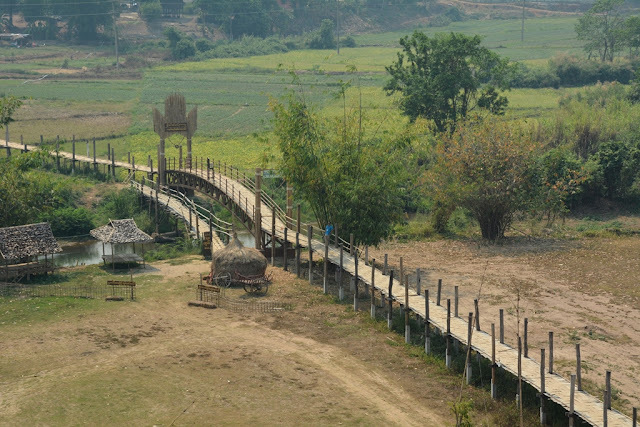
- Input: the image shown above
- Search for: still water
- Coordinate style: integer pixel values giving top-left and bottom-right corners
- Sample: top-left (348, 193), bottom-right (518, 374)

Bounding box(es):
top-left (53, 232), bottom-right (254, 268)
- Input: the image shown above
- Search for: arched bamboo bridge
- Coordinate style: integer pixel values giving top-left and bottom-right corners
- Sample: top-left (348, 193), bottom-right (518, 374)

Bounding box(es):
top-left (2, 138), bottom-right (634, 427)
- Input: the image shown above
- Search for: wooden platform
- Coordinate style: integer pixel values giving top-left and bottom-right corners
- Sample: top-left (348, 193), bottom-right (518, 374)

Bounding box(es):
top-left (0, 261), bottom-right (56, 280)
top-left (102, 254), bottom-right (143, 264)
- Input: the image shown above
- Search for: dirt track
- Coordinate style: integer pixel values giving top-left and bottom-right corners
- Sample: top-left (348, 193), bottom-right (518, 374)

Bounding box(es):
top-left (0, 260), bottom-right (474, 426)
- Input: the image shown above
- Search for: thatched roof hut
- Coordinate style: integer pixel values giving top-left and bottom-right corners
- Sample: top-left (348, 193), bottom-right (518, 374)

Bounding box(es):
top-left (90, 219), bottom-right (152, 244)
top-left (0, 223), bottom-right (62, 261)
top-left (211, 235), bottom-right (267, 278)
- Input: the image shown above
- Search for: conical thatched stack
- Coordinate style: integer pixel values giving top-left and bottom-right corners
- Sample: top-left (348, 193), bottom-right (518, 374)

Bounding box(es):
top-left (211, 235), bottom-right (267, 278)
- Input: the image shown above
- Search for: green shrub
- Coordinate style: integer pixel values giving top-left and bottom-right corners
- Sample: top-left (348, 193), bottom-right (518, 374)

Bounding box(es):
top-left (40, 207), bottom-right (94, 237)
top-left (173, 38), bottom-right (196, 60)
top-left (308, 19), bottom-right (336, 49)
top-left (140, 1), bottom-right (162, 22)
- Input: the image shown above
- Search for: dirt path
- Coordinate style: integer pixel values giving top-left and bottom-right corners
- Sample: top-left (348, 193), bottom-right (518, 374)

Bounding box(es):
top-left (0, 260), bottom-right (461, 426)
top-left (370, 237), bottom-right (640, 414)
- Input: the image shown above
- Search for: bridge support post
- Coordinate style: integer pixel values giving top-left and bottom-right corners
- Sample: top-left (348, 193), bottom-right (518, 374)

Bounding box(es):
top-left (286, 184), bottom-right (293, 229)
top-left (424, 290), bottom-right (430, 354)
top-left (446, 299), bottom-right (451, 368)
top-left (540, 348), bottom-right (547, 424)
top-left (387, 271), bottom-right (394, 330)
top-left (370, 258), bottom-right (376, 319)
top-left (93, 137), bottom-right (97, 172)
top-left (187, 136), bottom-right (192, 169)
top-left (491, 323), bottom-right (497, 399)
top-left (254, 168), bottom-right (262, 250)
top-left (71, 135), bottom-right (76, 174)
top-left (159, 139), bottom-right (166, 186)
top-left (307, 225), bottom-right (313, 285)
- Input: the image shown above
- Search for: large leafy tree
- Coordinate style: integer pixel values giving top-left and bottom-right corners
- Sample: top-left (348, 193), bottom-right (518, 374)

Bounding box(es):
top-left (384, 32), bottom-right (512, 133)
top-left (429, 118), bottom-right (541, 240)
top-left (1, 95), bottom-right (22, 131)
top-left (269, 79), bottom-right (408, 246)
top-left (575, 0), bottom-right (626, 62)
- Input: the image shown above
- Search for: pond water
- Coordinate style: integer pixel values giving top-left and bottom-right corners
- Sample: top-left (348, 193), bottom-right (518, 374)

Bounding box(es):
top-left (53, 232), bottom-right (255, 268)
top-left (53, 240), bottom-right (149, 267)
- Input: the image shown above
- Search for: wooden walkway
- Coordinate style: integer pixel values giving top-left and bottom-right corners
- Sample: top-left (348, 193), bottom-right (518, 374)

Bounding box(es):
top-left (2, 138), bottom-right (633, 426)
top-left (130, 180), bottom-right (225, 251)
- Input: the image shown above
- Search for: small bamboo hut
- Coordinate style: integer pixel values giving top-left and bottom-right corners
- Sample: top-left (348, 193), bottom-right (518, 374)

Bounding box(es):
top-left (0, 223), bottom-right (62, 281)
top-left (211, 234), bottom-right (267, 279)
top-left (90, 219), bottom-right (153, 269)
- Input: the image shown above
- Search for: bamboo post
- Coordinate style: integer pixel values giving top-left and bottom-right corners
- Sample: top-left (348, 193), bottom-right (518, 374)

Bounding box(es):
top-left (111, 147), bottom-right (116, 177)
top-left (383, 254), bottom-right (388, 275)
top-left (92, 137), bottom-right (97, 171)
top-left (350, 233), bottom-right (354, 257)
top-left (365, 246), bottom-right (368, 265)
top-left (500, 309), bottom-right (505, 344)
top-left (323, 234), bottom-right (328, 294)
top-left (467, 312), bottom-right (473, 383)
top-left (271, 207), bottom-right (276, 265)
top-left (283, 227), bottom-right (288, 272)
top-left (454, 285), bottom-right (459, 317)
top-left (569, 374), bottom-right (576, 427)
top-left (286, 184), bottom-right (293, 229)
top-left (518, 336), bottom-right (522, 408)
top-left (446, 299), bottom-right (451, 368)
top-left (296, 204), bottom-right (301, 235)
top-left (474, 298), bottom-right (480, 331)
top-left (424, 290), bottom-right (430, 354)
top-left (606, 370), bottom-right (611, 410)
top-left (254, 168), bottom-right (262, 250)
top-left (307, 225), bottom-right (313, 284)
top-left (632, 408), bottom-right (636, 427)
top-left (387, 271), bottom-right (394, 330)
top-left (334, 223), bottom-right (338, 247)
top-left (353, 277), bottom-right (358, 312)
top-left (549, 332), bottom-right (554, 374)
top-left (524, 318), bottom-right (528, 358)
top-left (354, 248), bottom-right (359, 294)
top-left (370, 258), bottom-right (376, 319)
top-left (404, 266), bottom-right (410, 344)
top-left (338, 244), bottom-right (344, 301)
top-left (574, 343), bottom-right (581, 391)
top-left (416, 268), bottom-right (421, 295)
top-left (540, 348), bottom-right (547, 424)
top-left (604, 389), bottom-right (609, 427)
top-left (71, 135), bottom-right (76, 174)
top-left (491, 323), bottom-right (497, 399)
top-left (296, 232), bottom-right (301, 278)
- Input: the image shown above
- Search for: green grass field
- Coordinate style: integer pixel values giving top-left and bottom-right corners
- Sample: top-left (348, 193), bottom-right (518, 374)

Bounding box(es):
top-left (1, 16), bottom-right (585, 169)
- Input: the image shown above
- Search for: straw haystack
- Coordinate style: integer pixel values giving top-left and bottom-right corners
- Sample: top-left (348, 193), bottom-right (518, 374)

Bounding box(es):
top-left (211, 235), bottom-right (267, 277)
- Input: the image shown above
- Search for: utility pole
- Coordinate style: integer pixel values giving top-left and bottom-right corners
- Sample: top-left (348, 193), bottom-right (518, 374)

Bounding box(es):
top-left (112, 0), bottom-right (119, 70)
top-left (336, 0), bottom-right (340, 55)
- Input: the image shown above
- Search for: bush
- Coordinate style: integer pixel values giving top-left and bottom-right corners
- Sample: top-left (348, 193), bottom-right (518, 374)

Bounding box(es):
top-left (41, 207), bottom-right (94, 237)
top-left (173, 38), bottom-right (196, 59)
top-left (308, 19), bottom-right (336, 49)
top-left (195, 39), bottom-right (213, 53)
top-left (140, 1), bottom-right (162, 22)
top-left (198, 35), bottom-right (292, 59)
top-left (339, 35), bottom-right (356, 48)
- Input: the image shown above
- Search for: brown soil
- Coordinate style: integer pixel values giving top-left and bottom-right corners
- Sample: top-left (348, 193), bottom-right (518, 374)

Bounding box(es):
top-left (0, 259), bottom-right (513, 426)
top-left (369, 237), bottom-right (640, 414)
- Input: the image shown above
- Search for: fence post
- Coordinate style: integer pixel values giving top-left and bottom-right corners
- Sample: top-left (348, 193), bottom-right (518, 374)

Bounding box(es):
top-left (500, 309), bottom-right (505, 344)
top-left (296, 232), bottom-right (301, 278)
top-left (467, 312), bottom-right (473, 384)
top-left (491, 323), bottom-right (497, 399)
top-left (71, 135), bottom-right (76, 174)
top-left (383, 254), bottom-right (388, 275)
top-left (254, 168), bottom-right (262, 250)
top-left (323, 234), bottom-right (328, 294)
top-left (404, 266), bottom-right (410, 344)
top-left (307, 225), bottom-right (313, 285)
top-left (454, 285), bottom-right (459, 317)
top-left (549, 332), bottom-right (554, 374)
top-left (524, 317), bottom-right (528, 358)
top-left (474, 298), bottom-right (480, 331)
top-left (350, 233), bottom-right (354, 257)
top-left (540, 348), bottom-right (547, 425)
top-left (437, 279), bottom-right (442, 306)
top-left (446, 299), bottom-right (451, 368)
top-left (387, 271), bottom-right (394, 330)
top-left (271, 207), bottom-right (276, 265)
top-left (283, 227), bottom-right (288, 272)
top-left (416, 268), bottom-right (421, 295)
top-left (338, 244), bottom-right (344, 301)
top-left (569, 374), bottom-right (576, 427)
top-left (370, 258), bottom-right (376, 319)
top-left (424, 290), bottom-right (430, 354)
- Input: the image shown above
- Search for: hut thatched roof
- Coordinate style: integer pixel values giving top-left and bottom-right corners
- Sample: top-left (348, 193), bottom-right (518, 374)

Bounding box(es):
top-left (0, 223), bottom-right (62, 260)
top-left (90, 219), bottom-right (152, 244)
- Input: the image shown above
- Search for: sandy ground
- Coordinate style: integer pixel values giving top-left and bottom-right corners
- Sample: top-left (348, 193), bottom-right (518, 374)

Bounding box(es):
top-left (369, 237), bottom-right (640, 414)
top-left (0, 259), bottom-right (503, 426)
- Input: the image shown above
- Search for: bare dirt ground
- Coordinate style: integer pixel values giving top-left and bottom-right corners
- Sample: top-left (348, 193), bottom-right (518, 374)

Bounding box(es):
top-left (369, 236), bottom-right (640, 415)
top-left (0, 258), bottom-right (517, 426)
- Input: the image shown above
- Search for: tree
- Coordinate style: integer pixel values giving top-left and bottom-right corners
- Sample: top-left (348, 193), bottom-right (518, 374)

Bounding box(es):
top-left (308, 19), bottom-right (336, 49)
top-left (384, 32), bottom-right (512, 133)
top-left (623, 15), bottom-right (640, 57)
top-left (429, 118), bottom-right (541, 240)
top-left (575, 0), bottom-right (626, 62)
top-left (0, 95), bottom-right (22, 130)
top-left (269, 77), bottom-right (408, 246)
